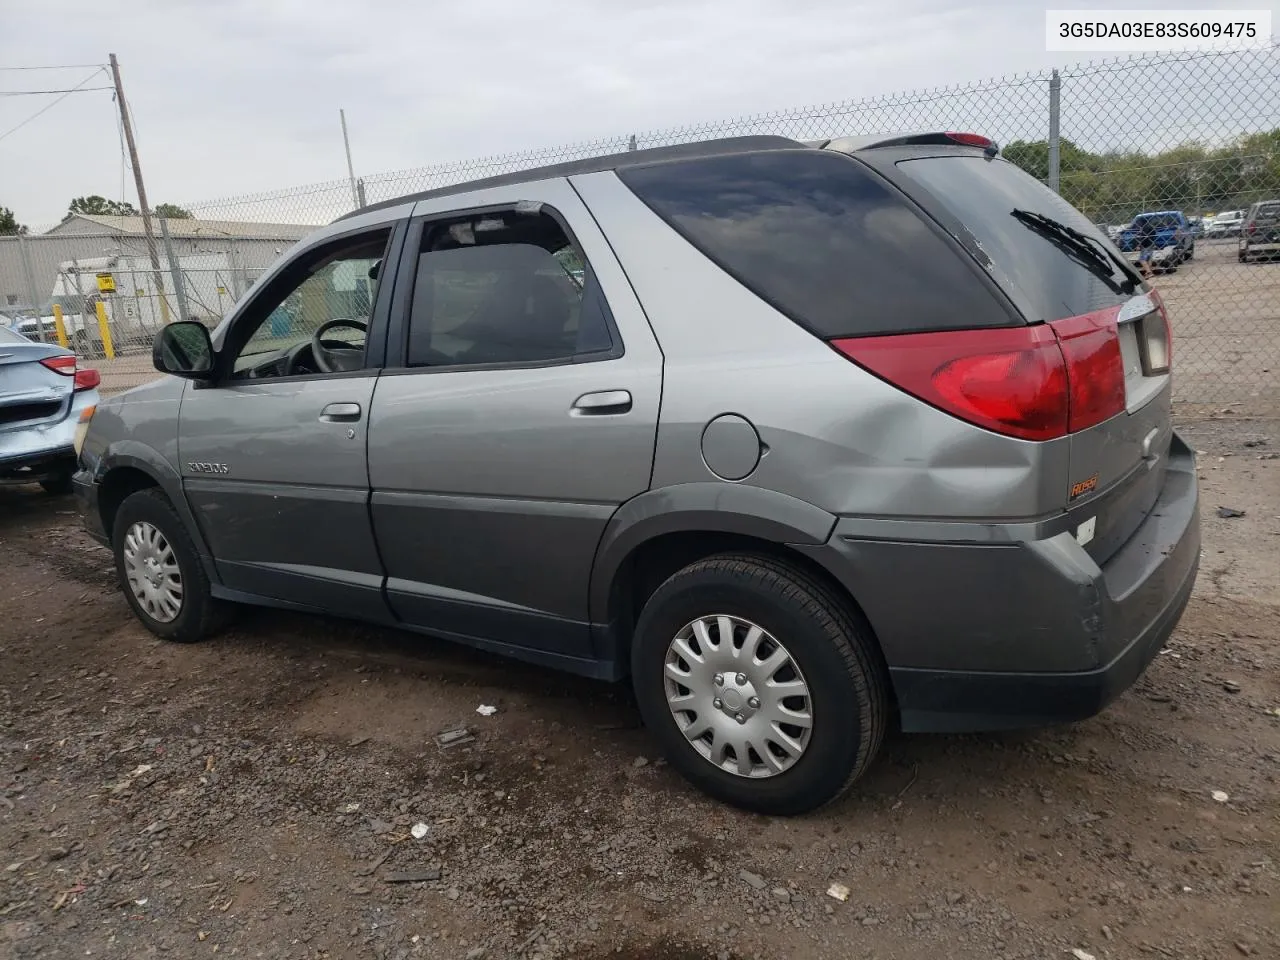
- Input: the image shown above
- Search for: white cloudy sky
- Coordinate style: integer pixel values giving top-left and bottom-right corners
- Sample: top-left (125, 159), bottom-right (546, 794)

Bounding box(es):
top-left (1, 0), bottom-right (1275, 226)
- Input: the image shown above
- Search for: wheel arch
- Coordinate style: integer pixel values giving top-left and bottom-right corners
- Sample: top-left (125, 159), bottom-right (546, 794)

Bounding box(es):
top-left (590, 484), bottom-right (889, 684)
top-left (94, 442), bottom-right (220, 583)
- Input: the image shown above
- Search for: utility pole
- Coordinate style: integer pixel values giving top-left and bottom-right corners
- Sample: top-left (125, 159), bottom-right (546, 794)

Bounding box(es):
top-left (109, 53), bottom-right (169, 324)
top-left (340, 109), bottom-right (361, 210)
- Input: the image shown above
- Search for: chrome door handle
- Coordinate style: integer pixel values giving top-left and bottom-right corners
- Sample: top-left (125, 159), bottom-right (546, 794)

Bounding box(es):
top-left (571, 390), bottom-right (632, 415)
top-left (319, 402), bottom-right (362, 422)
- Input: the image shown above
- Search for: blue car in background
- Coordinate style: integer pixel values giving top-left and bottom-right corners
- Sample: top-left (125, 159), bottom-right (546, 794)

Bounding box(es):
top-left (1115, 211), bottom-right (1195, 272)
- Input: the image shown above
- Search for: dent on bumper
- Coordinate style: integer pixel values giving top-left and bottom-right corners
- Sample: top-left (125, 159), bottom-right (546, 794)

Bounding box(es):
top-left (0, 389), bottom-right (98, 475)
top-left (801, 435), bottom-right (1201, 733)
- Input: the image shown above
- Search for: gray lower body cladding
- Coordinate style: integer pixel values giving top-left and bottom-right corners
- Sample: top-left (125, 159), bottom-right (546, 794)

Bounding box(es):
top-left (803, 432), bottom-right (1200, 732)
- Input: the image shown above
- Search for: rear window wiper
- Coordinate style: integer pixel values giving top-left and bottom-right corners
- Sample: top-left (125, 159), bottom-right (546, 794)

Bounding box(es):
top-left (1011, 209), bottom-right (1138, 295)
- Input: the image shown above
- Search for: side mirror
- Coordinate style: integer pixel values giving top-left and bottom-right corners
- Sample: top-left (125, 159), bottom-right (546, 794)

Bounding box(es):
top-left (153, 321), bottom-right (215, 378)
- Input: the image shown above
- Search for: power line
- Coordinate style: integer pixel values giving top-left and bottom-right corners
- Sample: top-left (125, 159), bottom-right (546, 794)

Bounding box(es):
top-left (0, 67), bottom-right (108, 144)
top-left (0, 86), bottom-right (114, 96)
top-left (0, 63), bottom-right (106, 71)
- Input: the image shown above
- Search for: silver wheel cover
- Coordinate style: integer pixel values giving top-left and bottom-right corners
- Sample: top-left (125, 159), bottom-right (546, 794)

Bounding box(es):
top-left (664, 615), bottom-right (813, 778)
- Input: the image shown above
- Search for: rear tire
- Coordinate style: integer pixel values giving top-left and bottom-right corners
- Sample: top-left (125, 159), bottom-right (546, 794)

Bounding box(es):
top-left (630, 553), bottom-right (888, 815)
top-left (112, 488), bottom-right (225, 644)
top-left (39, 471), bottom-right (74, 495)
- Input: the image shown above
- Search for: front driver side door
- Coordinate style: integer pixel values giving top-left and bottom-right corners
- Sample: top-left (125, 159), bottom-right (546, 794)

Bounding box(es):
top-left (178, 221), bottom-right (403, 621)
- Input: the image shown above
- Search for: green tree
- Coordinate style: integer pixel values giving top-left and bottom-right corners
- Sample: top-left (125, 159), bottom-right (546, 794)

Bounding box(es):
top-left (68, 195), bottom-right (139, 217)
top-left (0, 206), bottom-right (26, 236)
top-left (154, 203), bottom-right (193, 219)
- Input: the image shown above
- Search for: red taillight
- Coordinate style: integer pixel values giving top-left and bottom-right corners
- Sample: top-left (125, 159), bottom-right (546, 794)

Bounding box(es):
top-left (945, 132), bottom-right (994, 148)
top-left (831, 327), bottom-right (1069, 441)
top-left (1048, 309), bottom-right (1125, 433)
top-left (830, 308), bottom-right (1128, 441)
top-left (38, 354), bottom-right (98, 390)
top-left (74, 368), bottom-right (101, 391)
top-left (39, 355), bottom-right (77, 375)
top-left (1246, 221), bottom-right (1257, 235)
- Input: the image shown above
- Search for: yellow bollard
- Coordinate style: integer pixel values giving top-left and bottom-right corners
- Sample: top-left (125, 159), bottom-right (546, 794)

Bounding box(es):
top-left (51, 305), bottom-right (69, 348)
top-left (94, 301), bottom-right (116, 360)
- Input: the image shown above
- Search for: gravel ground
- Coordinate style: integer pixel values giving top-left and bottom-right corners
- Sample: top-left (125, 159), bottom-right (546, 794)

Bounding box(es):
top-left (1, 421), bottom-right (1277, 960)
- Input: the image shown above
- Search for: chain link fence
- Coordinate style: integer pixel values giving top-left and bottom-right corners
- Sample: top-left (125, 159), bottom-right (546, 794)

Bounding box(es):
top-left (4, 46), bottom-right (1276, 433)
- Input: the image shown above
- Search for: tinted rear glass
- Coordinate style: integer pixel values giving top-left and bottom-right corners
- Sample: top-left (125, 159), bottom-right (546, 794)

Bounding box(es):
top-left (618, 150), bottom-right (1012, 339)
top-left (1132, 213), bottom-right (1182, 229)
top-left (0, 326), bottom-right (27, 344)
top-left (897, 155), bottom-right (1140, 322)
top-left (1252, 202), bottom-right (1280, 221)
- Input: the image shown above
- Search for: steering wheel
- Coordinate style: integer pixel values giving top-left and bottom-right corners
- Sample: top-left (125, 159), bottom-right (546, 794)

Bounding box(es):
top-left (311, 318), bottom-right (367, 373)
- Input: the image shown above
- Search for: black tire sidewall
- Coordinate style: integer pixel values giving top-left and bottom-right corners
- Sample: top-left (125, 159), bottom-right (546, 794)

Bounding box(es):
top-left (112, 490), bottom-right (212, 643)
top-left (39, 471), bottom-right (74, 495)
top-left (632, 564), bottom-right (870, 815)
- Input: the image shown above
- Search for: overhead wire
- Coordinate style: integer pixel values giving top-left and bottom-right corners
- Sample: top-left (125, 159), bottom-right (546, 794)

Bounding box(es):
top-left (0, 63), bottom-right (106, 71)
top-left (0, 67), bottom-right (109, 144)
top-left (0, 86), bottom-right (114, 96)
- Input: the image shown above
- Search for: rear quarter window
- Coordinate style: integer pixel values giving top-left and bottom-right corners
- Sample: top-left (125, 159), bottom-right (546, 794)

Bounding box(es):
top-left (617, 150), bottom-right (1013, 339)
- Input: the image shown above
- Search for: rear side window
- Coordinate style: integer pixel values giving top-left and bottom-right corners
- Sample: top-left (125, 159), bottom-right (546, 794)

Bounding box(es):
top-left (897, 156), bottom-right (1140, 322)
top-left (618, 150), bottom-right (1012, 339)
top-left (406, 210), bottom-right (615, 368)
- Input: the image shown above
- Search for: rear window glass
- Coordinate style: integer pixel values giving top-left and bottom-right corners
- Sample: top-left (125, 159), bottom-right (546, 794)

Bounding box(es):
top-left (1252, 202), bottom-right (1280, 220)
top-left (0, 326), bottom-right (27, 344)
top-left (897, 155), bottom-right (1140, 322)
top-left (1132, 213), bottom-right (1182, 230)
top-left (618, 150), bottom-right (1012, 339)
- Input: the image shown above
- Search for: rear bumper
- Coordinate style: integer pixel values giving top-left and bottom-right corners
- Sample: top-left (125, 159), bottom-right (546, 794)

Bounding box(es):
top-left (0, 445), bottom-right (78, 481)
top-left (804, 433), bottom-right (1201, 732)
top-left (0, 388), bottom-right (98, 481)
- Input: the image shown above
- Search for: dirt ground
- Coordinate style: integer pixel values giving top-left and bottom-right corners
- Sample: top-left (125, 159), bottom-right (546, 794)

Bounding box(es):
top-left (1, 422), bottom-right (1277, 960)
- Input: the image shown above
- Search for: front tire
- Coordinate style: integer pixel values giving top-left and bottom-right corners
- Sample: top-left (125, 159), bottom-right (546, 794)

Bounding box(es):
top-left (112, 488), bottom-right (224, 643)
top-left (631, 554), bottom-right (888, 815)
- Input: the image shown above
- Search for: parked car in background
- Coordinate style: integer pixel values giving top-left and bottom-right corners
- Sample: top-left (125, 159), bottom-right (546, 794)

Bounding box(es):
top-left (1239, 200), bottom-right (1280, 262)
top-left (1115, 211), bottom-right (1194, 270)
top-left (75, 132), bottom-right (1198, 814)
top-left (0, 325), bottom-right (101, 493)
top-left (1206, 209), bottom-right (1245, 238)
top-left (1186, 216), bottom-right (1204, 238)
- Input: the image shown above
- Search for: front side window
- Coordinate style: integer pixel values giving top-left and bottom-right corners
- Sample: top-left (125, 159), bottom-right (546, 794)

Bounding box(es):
top-left (406, 210), bottom-right (613, 368)
top-left (230, 230), bottom-right (389, 379)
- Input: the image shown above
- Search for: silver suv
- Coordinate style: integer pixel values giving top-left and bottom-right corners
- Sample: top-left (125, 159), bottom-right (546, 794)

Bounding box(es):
top-left (75, 133), bottom-right (1200, 814)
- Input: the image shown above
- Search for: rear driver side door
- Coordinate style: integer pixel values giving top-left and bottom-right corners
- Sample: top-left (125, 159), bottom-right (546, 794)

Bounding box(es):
top-left (367, 179), bottom-right (662, 667)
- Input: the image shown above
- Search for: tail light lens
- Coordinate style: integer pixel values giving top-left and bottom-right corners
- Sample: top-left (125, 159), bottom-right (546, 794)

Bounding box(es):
top-left (1049, 310), bottom-right (1125, 433)
top-left (945, 132), bottom-right (995, 149)
top-left (39, 355), bottom-right (77, 375)
top-left (74, 368), bottom-right (101, 391)
top-left (38, 354), bottom-right (99, 391)
top-left (831, 307), bottom-right (1129, 441)
top-left (832, 327), bottom-right (1069, 441)
top-left (1144, 289), bottom-right (1172, 372)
